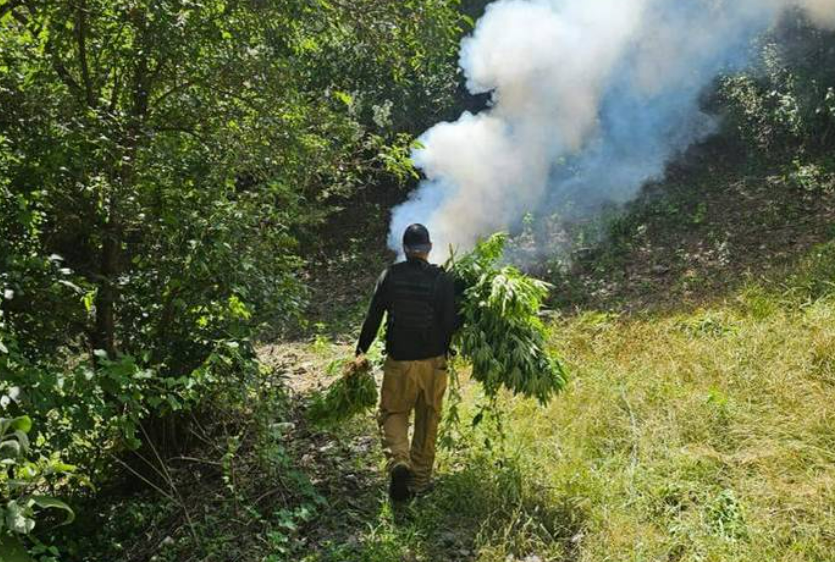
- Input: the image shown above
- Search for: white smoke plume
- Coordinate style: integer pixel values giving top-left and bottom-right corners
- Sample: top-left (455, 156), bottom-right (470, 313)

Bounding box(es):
top-left (801, 0), bottom-right (835, 26)
top-left (388, 0), bottom-right (835, 260)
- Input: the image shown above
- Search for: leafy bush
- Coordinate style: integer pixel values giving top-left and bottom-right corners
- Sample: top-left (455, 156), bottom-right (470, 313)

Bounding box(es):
top-left (787, 159), bottom-right (830, 192)
top-left (0, 1), bottom-right (467, 556)
top-left (720, 23), bottom-right (835, 156)
top-left (0, 0), bottom-right (464, 469)
top-left (1, 416), bottom-right (74, 559)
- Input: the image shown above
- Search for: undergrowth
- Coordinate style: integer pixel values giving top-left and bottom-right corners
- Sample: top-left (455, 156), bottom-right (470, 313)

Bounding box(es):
top-left (302, 238), bottom-right (835, 561)
top-left (40, 239), bottom-right (835, 562)
top-left (43, 366), bottom-right (326, 562)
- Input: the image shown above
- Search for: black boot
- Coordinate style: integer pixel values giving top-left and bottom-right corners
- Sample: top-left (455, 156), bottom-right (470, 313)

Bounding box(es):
top-left (389, 464), bottom-right (412, 502)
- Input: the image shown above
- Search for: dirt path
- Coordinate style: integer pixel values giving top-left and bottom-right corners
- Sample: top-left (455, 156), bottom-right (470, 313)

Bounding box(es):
top-left (258, 342), bottom-right (396, 560)
top-left (257, 342), bottom-right (559, 562)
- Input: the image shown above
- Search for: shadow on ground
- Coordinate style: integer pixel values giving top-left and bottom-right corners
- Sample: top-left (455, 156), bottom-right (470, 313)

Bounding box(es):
top-left (290, 401), bottom-right (585, 562)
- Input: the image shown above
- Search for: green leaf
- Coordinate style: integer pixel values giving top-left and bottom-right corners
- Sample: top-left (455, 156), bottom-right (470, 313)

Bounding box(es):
top-left (3, 416), bottom-right (31, 434)
top-left (0, 439), bottom-right (21, 459)
top-left (28, 496), bottom-right (75, 527)
top-left (5, 500), bottom-right (35, 534)
top-left (57, 279), bottom-right (83, 293)
top-left (333, 91), bottom-right (353, 106)
top-left (45, 460), bottom-right (76, 475)
top-left (82, 291), bottom-right (96, 312)
top-left (12, 431), bottom-right (28, 453)
top-left (166, 395), bottom-right (182, 411)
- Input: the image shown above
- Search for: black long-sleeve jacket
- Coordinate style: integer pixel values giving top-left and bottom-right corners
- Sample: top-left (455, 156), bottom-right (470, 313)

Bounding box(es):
top-left (356, 257), bottom-right (459, 361)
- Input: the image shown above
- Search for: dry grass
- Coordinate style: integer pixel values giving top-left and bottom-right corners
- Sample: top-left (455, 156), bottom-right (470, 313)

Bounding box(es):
top-left (296, 278), bottom-right (835, 561)
top-left (291, 243), bottom-right (835, 562)
top-left (486, 289), bottom-right (835, 561)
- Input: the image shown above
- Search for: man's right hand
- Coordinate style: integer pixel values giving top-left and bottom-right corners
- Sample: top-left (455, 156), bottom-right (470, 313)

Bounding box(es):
top-left (355, 353), bottom-right (369, 365)
top-left (351, 354), bottom-right (371, 374)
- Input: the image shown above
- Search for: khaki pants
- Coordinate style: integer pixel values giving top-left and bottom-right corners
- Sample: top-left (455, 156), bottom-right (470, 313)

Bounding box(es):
top-left (378, 355), bottom-right (448, 490)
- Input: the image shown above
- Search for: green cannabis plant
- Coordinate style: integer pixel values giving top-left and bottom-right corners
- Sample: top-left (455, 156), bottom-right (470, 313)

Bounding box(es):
top-left (450, 233), bottom-right (567, 405)
top-left (307, 358), bottom-right (378, 428)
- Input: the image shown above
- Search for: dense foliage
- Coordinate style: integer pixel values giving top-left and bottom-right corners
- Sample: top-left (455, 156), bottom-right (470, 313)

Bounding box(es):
top-left (721, 21), bottom-right (835, 161)
top-left (0, 416), bottom-right (74, 558)
top-left (451, 234), bottom-right (567, 406)
top-left (0, 0), bottom-right (465, 554)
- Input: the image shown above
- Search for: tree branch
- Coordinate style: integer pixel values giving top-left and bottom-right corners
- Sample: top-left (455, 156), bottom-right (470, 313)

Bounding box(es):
top-left (50, 47), bottom-right (84, 98)
top-left (150, 123), bottom-right (213, 151)
top-left (94, 16), bottom-right (128, 76)
top-left (75, 0), bottom-right (96, 108)
top-left (130, 10), bottom-right (151, 121)
top-left (108, 67), bottom-right (122, 113)
top-left (150, 79), bottom-right (196, 109)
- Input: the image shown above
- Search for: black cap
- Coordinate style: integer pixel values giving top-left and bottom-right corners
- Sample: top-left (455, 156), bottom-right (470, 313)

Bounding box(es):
top-left (403, 223), bottom-right (432, 253)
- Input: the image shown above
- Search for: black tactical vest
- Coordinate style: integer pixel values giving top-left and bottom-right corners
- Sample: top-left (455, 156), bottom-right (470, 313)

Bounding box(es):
top-left (385, 259), bottom-right (443, 355)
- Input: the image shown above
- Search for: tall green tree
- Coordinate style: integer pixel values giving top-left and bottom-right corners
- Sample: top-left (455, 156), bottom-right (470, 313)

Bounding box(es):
top-left (0, 0), bottom-right (464, 474)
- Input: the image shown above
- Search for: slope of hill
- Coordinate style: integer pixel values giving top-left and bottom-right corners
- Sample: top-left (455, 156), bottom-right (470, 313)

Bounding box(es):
top-left (55, 132), bottom-right (835, 562)
top-left (262, 143), bottom-right (835, 561)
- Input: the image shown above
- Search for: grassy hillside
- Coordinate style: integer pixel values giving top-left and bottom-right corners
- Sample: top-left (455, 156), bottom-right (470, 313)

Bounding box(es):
top-left (532, 290), bottom-right (835, 561)
top-left (54, 146), bottom-right (835, 562)
top-left (269, 145), bottom-right (835, 561)
top-left (262, 242), bottom-right (835, 562)
top-left (544, 140), bottom-right (835, 314)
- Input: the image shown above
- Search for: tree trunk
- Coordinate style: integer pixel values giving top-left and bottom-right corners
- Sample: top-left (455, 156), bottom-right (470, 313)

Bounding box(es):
top-left (93, 210), bottom-right (118, 358)
top-left (90, 8), bottom-right (152, 361)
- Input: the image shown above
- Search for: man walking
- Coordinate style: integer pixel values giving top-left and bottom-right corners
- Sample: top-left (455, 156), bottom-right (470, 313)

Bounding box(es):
top-left (355, 224), bottom-right (459, 502)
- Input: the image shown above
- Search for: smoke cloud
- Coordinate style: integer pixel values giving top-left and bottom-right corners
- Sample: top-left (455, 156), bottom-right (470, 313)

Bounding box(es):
top-left (388, 0), bottom-right (835, 259)
top-left (800, 0), bottom-right (835, 26)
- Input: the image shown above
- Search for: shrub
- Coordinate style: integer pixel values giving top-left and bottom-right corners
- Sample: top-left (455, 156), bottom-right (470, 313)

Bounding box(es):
top-left (0, 416), bottom-right (74, 559)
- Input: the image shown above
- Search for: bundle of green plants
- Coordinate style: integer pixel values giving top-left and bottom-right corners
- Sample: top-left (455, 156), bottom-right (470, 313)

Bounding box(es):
top-left (450, 233), bottom-right (567, 405)
top-left (307, 357), bottom-right (378, 427)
